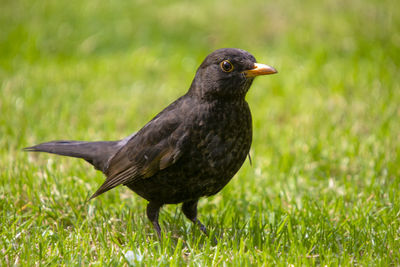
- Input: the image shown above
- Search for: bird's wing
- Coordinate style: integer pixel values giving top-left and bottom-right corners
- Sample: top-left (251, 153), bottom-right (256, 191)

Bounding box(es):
top-left (89, 104), bottom-right (189, 199)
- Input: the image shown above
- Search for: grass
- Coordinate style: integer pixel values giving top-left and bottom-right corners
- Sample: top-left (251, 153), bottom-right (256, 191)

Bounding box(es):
top-left (1, 0), bottom-right (399, 265)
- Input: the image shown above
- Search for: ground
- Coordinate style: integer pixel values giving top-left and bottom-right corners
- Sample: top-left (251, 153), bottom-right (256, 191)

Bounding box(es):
top-left (1, 0), bottom-right (399, 265)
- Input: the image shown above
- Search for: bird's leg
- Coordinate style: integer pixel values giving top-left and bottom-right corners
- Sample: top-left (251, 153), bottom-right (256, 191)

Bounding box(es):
top-left (146, 202), bottom-right (162, 239)
top-left (182, 199), bottom-right (208, 236)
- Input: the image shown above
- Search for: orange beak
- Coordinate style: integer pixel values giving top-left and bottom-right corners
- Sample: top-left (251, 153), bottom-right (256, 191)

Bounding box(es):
top-left (243, 63), bottom-right (278, 78)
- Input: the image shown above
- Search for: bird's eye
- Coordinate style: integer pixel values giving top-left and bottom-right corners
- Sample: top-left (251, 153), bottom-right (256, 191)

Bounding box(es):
top-left (220, 60), bottom-right (234, 72)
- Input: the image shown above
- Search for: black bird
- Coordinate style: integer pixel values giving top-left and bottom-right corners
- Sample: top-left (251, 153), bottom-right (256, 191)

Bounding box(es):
top-left (25, 48), bottom-right (277, 238)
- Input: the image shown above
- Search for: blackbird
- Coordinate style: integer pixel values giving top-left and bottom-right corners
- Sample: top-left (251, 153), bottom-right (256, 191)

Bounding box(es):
top-left (25, 48), bottom-right (277, 238)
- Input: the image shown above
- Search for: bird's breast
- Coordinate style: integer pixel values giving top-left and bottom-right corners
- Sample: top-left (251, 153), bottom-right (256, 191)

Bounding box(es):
top-left (186, 101), bottom-right (252, 193)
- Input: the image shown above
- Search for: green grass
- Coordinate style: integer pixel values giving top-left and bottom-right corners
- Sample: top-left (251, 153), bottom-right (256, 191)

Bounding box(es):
top-left (1, 0), bottom-right (400, 265)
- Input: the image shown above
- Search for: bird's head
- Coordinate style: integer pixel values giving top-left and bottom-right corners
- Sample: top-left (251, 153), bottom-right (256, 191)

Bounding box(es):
top-left (188, 48), bottom-right (277, 101)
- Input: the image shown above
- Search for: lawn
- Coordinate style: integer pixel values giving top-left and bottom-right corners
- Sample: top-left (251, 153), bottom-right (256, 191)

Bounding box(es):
top-left (1, 0), bottom-right (399, 265)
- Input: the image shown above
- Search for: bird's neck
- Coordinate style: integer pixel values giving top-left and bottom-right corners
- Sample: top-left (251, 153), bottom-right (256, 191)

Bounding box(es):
top-left (187, 77), bottom-right (248, 104)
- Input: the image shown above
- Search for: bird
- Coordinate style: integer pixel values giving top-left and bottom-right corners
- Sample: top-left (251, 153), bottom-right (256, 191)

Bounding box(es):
top-left (25, 48), bottom-right (277, 239)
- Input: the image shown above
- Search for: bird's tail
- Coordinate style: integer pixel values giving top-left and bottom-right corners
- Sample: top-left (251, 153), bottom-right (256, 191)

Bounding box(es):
top-left (24, 140), bottom-right (119, 172)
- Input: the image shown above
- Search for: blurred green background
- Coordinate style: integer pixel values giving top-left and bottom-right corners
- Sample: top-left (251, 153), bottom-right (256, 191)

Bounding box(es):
top-left (1, 0), bottom-right (399, 265)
